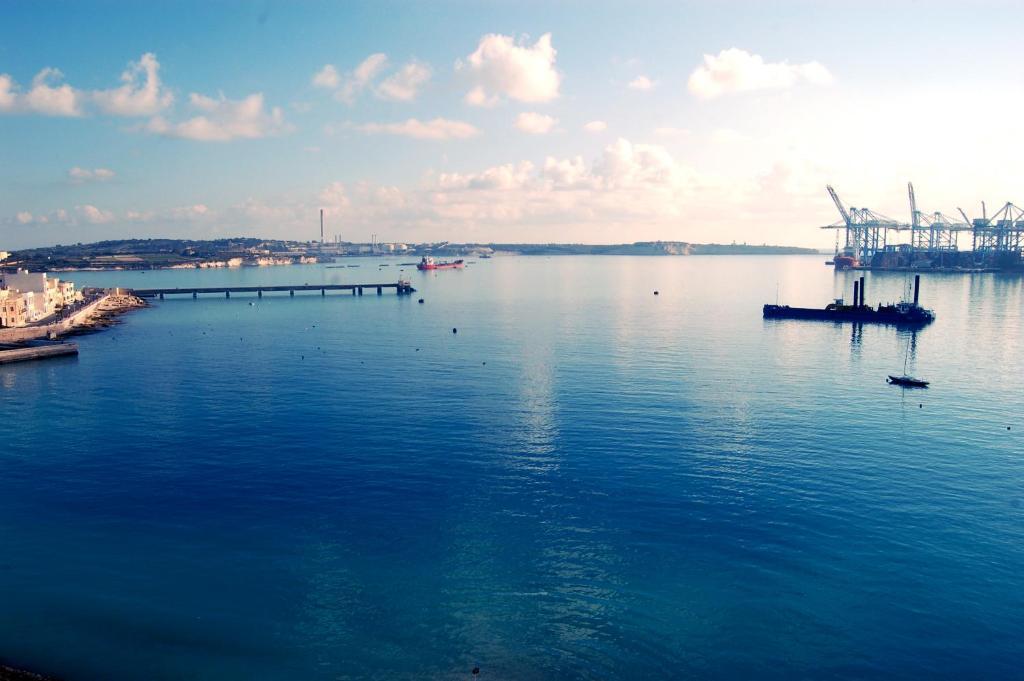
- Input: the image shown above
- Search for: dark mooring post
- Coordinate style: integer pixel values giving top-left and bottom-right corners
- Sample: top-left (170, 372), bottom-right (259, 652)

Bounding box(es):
top-left (853, 280), bottom-right (859, 308)
top-left (859, 276), bottom-right (866, 308)
top-left (913, 274), bottom-right (920, 305)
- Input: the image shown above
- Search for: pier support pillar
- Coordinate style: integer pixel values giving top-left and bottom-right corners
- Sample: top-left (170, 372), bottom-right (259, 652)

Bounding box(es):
top-left (159, 293), bottom-right (164, 300)
top-left (226, 291), bottom-right (230, 298)
top-left (322, 288), bottom-right (326, 296)
top-left (258, 290), bottom-right (262, 298)
top-left (290, 290), bottom-right (294, 297)
top-left (352, 288), bottom-right (356, 296)
top-left (377, 286), bottom-right (382, 295)
top-left (358, 287), bottom-right (363, 296)
top-left (192, 291), bottom-right (197, 299)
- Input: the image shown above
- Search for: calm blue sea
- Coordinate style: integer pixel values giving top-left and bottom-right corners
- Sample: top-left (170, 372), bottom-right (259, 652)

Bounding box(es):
top-left (2, 255), bottom-right (1023, 680)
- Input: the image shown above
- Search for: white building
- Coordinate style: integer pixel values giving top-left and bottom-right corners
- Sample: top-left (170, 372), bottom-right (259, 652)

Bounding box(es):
top-left (0, 288), bottom-right (31, 328)
top-left (0, 269), bottom-right (79, 324)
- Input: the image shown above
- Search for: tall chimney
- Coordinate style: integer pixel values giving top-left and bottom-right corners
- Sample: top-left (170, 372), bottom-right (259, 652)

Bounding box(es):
top-left (859, 276), bottom-right (866, 308)
top-left (853, 280), bottom-right (859, 308)
top-left (913, 274), bottom-right (920, 305)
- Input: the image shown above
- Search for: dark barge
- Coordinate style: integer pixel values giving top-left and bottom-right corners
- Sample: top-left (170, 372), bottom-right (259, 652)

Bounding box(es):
top-left (763, 274), bottom-right (935, 327)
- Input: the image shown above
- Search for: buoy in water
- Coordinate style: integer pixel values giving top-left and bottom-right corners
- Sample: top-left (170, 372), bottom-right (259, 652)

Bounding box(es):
top-left (472, 668), bottom-right (480, 676)
top-left (654, 290), bottom-right (659, 295)
top-left (452, 327), bottom-right (457, 334)
top-left (418, 298), bottom-right (424, 304)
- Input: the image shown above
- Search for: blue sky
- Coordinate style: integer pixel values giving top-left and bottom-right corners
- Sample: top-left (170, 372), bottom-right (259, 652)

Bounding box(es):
top-left (2, 0), bottom-right (1023, 249)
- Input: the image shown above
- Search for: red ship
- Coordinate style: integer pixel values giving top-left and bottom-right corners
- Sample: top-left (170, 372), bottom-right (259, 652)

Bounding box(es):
top-left (416, 257), bottom-right (464, 271)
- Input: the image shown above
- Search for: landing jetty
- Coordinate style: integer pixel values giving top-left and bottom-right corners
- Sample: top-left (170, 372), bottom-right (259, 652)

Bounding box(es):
top-left (763, 274), bottom-right (935, 327)
top-left (131, 280), bottom-right (416, 299)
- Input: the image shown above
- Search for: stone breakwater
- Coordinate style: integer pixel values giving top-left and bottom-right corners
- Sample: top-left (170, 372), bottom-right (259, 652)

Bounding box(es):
top-left (0, 663), bottom-right (61, 681)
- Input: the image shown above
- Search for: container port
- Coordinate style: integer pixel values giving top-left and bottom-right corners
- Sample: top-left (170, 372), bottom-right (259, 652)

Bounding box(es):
top-left (822, 183), bottom-right (1024, 271)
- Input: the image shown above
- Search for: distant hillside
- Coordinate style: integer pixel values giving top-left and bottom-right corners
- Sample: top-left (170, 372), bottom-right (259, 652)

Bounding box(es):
top-left (3, 238), bottom-right (820, 272)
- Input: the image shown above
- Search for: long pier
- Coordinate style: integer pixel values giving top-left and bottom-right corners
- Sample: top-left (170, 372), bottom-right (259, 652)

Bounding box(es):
top-left (0, 342), bottom-right (79, 365)
top-left (131, 281), bottom-right (416, 299)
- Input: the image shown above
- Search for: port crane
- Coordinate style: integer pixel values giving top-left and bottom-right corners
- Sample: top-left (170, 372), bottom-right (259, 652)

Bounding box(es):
top-left (960, 201), bottom-right (1024, 260)
top-left (822, 185), bottom-right (902, 265)
top-left (907, 182), bottom-right (970, 259)
top-left (823, 183), bottom-right (1021, 268)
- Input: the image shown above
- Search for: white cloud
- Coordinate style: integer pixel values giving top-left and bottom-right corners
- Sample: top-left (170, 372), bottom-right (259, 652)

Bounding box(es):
top-left (16, 211), bottom-right (33, 224)
top-left (628, 75), bottom-right (656, 91)
top-left (457, 33), bottom-right (560, 105)
top-left (463, 86), bottom-right (498, 108)
top-left (0, 75), bottom-right (16, 111)
top-left (654, 126), bottom-right (691, 138)
top-left (583, 120), bottom-right (607, 133)
top-left (69, 167), bottom-right (116, 183)
top-left (710, 128), bottom-right (749, 145)
top-left (1, 54), bottom-right (171, 118)
top-left (688, 48), bottom-right (833, 99)
top-left (76, 204), bottom-right (115, 224)
top-left (312, 64), bottom-right (340, 89)
top-left (92, 53), bottom-right (173, 116)
top-left (376, 61), bottom-right (431, 101)
top-left (171, 204), bottom-right (210, 219)
top-left (437, 138), bottom-right (690, 195)
top-left (0, 67), bottom-right (87, 116)
top-left (439, 161), bottom-right (535, 191)
top-left (339, 54), bottom-right (389, 104)
top-left (26, 68), bottom-right (85, 116)
top-left (514, 112), bottom-right (557, 135)
top-left (318, 181), bottom-right (352, 217)
top-left (355, 117), bottom-right (480, 140)
top-left (146, 92), bottom-right (289, 141)
top-left (312, 54), bottom-right (391, 104)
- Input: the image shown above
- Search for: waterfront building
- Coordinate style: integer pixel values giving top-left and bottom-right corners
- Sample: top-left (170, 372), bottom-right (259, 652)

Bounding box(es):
top-left (0, 288), bottom-right (30, 328)
top-left (0, 269), bottom-right (80, 323)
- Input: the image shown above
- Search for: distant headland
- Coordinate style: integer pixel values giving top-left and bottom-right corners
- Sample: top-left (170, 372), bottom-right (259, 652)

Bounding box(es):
top-left (2, 239), bottom-right (820, 272)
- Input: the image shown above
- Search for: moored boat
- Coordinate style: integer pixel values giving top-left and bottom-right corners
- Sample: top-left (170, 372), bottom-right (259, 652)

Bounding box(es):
top-left (887, 375), bottom-right (929, 387)
top-left (763, 274), bottom-right (935, 327)
top-left (417, 257), bottom-right (464, 271)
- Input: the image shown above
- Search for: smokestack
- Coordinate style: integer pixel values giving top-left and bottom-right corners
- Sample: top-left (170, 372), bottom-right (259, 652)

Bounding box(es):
top-left (853, 280), bottom-right (859, 308)
top-left (320, 209), bottom-right (324, 246)
top-left (914, 274), bottom-right (920, 305)
top-left (859, 276), bottom-right (866, 308)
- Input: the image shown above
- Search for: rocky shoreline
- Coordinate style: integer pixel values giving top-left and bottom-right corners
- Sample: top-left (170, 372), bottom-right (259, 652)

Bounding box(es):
top-left (0, 664), bottom-right (61, 681)
top-left (61, 292), bottom-right (147, 337)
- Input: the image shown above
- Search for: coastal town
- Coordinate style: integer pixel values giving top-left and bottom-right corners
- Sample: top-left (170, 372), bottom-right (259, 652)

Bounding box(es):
top-left (0, 251), bottom-right (145, 366)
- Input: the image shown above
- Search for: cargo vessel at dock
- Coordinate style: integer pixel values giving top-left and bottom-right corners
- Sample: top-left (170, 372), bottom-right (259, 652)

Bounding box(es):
top-left (763, 275), bottom-right (935, 326)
